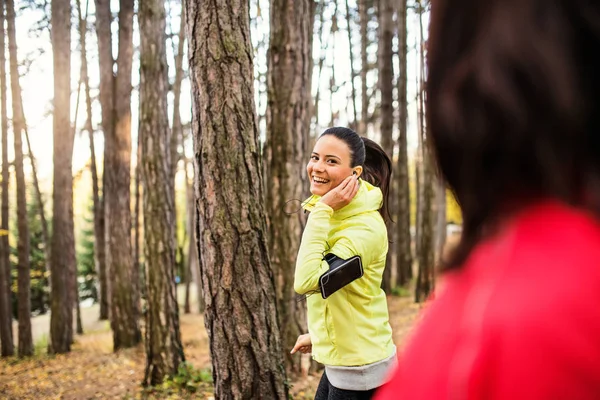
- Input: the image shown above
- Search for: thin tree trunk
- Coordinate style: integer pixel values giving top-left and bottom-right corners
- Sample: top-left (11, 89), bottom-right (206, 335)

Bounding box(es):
top-left (359, 0), bottom-right (369, 135)
top-left (395, 0), bottom-right (412, 286)
top-left (0, 0), bottom-right (13, 357)
top-left (379, 0), bottom-right (394, 293)
top-left (265, 0), bottom-right (314, 375)
top-left (77, 0), bottom-right (107, 322)
top-left (48, 0), bottom-right (75, 354)
top-left (185, 158), bottom-right (202, 314)
top-left (133, 114), bottom-right (141, 300)
top-left (170, 7), bottom-right (185, 181)
top-left (435, 178), bottom-right (447, 262)
top-left (105, 0), bottom-right (141, 350)
top-left (140, 0), bottom-right (184, 385)
top-left (185, 1), bottom-right (289, 397)
top-left (329, 0), bottom-right (338, 127)
top-left (312, 0), bottom-right (327, 131)
top-left (23, 128), bottom-right (50, 280)
top-left (7, 0), bottom-right (32, 357)
top-left (75, 286), bottom-right (83, 335)
top-left (415, 1), bottom-right (434, 302)
top-left (93, 0), bottom-right (112, 322)
top-left (345, 0), bottom-right (358, 130)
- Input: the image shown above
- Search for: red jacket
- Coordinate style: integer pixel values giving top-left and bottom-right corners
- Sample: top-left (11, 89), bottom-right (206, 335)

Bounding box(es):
top-left (376, 201), bottom-right (600, 399)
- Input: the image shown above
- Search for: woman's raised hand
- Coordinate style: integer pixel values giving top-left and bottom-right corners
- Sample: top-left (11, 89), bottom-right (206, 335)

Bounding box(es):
top-left (290, 333), bottom-right (312, 355)
top-left (320, 175), bottom-right (359, 211)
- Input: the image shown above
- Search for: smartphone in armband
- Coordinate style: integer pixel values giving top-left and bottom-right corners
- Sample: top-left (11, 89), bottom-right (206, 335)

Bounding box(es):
top-left (319, 254), bottom-right (363, 299)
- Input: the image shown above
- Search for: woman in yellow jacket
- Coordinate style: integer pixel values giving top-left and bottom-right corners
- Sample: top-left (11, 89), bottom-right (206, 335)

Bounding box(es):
top-left (292, 127), bottom-right (396, 400)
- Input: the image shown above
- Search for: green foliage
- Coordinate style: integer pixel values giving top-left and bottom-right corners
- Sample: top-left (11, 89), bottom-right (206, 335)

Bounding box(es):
top-left (10, 190), bottom-right (50, 317)
top-left (391, 286), bottom-right (411, 298)
top-left (76, 201), bottom-right (97, 302)
top-left (34, 333), bottom-right (48, 356)
top-left (168, 362), bottom-right (213, 392)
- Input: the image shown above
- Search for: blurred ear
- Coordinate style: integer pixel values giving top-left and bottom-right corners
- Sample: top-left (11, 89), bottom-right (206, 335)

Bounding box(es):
top-left (353, 166), bottom-right (363, 178)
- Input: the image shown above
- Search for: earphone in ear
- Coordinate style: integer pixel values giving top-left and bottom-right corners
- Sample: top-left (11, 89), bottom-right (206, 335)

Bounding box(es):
top-left (353, 171), bottom-right (357, 176)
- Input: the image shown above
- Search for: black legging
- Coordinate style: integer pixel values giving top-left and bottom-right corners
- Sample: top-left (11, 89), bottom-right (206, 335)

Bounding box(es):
top-left (314, 371), bottom-right (378, 400)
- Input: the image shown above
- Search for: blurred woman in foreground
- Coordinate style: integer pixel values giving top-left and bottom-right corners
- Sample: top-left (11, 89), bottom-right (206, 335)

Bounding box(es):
top-left (376, 0), bottom-right (600, 398)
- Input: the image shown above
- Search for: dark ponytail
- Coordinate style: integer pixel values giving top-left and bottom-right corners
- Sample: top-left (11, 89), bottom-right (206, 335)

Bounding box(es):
top-left (320, 127), bottom-right (393, 222)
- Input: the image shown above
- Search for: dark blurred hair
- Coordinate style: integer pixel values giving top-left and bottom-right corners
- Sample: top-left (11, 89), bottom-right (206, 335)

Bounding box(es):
top-left (428, 0), bottom-right (600, 270)
top-left (320, 127), bottom-right (393, 222)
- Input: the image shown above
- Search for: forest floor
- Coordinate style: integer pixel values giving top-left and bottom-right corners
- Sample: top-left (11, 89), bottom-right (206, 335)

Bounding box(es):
top-left (0, 288), bottom-right (424, 400)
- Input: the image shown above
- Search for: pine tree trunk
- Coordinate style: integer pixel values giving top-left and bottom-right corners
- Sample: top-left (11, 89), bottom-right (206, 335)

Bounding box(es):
top-left (93, 0), bottom-right (112, 321)
top-left (345, 0), bottom-right (358, 130)
top-left (415, 1), bottom-right (434, 303)
top-left (0, 0), bottom-right (13, 358)
top-left (359, 0), bottom-right (369, 135)
top-left (435, 178), bottom-right (447, 262)
top-left (139, 0), bottom-right (184, 385)
top-left (75, 286), bottom-right (83, 335)
top-left (7, 0), bottom-right (32, 357)
top-left (48, 0), bottom-right (75, 354)
top-left (265, 0), bottom-right (314, 375)
top-left (78, 0), bottom-right (105, 323)
top-left (395, 0), bottom-right (412, 286)
top-left (379, 0), bottom-right (394, 294)
top-left (23, 128), bottom-right (50, 282)
top-left (105, 0), bottom-right (141, 350)
top-left (186, 160), bottom-right (203, 313)
top-left (185, 1), bottom-right (289, 397)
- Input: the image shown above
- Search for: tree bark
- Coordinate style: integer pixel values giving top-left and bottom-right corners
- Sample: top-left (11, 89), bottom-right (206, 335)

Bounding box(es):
top-left (345, 0), bottom-right (358, 130)
top-left (48, 0), bottom-right (75, 354)
top-left (185, 0), bottom-right (289, 397)
top-left (105, 0), bottom-right (141, 350)
top-left (78, 0), bottom-right (107, 323)
top-left (93, 0), bottom-right (111, 321)
top-left (185, 158), bottom-right (203, 314)
top-left (7, 0), bottom-right (32, 357)
top-left (395, 0), bottom-right (412, 286)
top-left (435, 178), bottom-right (447, 262)
top-left (379, 0), bottom-right (394, 294)
top-left (139, 0), bottom-right (184, 385)
top-left (415, 1), bottom-right (434, 302)
top-left (23, 128), bottom-right (50, 284)
top-left (265, 0), bottom-right (314, 375)
top-left (359, 0), bottom-right (369, 135)
top-left (0, 0), bottom-right (13, 358)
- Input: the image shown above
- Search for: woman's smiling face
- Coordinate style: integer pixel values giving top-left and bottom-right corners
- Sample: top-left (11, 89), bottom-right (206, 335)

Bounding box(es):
top-left (307, 135), bottom-right (354, 196)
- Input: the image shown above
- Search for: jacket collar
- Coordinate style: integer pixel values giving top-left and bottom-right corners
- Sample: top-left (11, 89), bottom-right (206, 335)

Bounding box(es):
top-left (302, 179), bottom-right (383, 219)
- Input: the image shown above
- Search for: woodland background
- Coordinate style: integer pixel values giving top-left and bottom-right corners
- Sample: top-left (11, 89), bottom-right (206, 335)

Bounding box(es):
top-left (0, 0), bottom-right (461, 398)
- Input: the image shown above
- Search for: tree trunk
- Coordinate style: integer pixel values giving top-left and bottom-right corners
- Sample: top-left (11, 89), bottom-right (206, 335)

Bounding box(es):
top-left (133, 112), bottom-right (141, 302)
top-left (186, 159), bottom-right (203, 314)
top-left (7, 0), bottom-right (32, 357)
top-left (75, 286), bottom-right (83, 335)
top-left (170, 6), bottom-right (185, 181)
top-left (379, 0), bottom-right (394, 294)
top-left (93, 0), bottom-right (112, 321)
top-left (395, 0), bottom-right (412, 286)
top-left (0, 0), bottom-right (13, 358)
top-left (359, 0), bottom-right (369, 135)
top-left (105, 0), bottom-right (141, 350)
top-left (415, 1), bottom-right (434, 303)
top-left (78, 0), bottom-right (106, 323)
top-left (185, 1), bottom-right (289, 397)
top-left (23, 128), bottom-right (50, 282)
top-left (435, 178), bottom-right (447, 262)
top-left (345, 0), bottom-right (358, 130)
top-left (48, 0), bottom-right (75, 354)
top-left (312, 0), bottom-right (327, 131)
top-left (265, 0), bottom-right (314, 375)
top-left (139, 0), bottom-right (184, 385)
